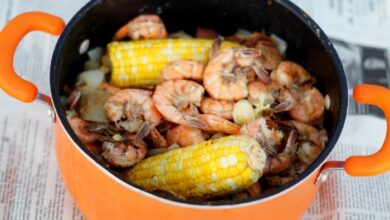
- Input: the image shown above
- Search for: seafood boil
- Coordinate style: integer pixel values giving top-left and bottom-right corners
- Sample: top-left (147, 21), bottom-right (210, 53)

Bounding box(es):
top-left (64, 14), bottom-right (327, 202)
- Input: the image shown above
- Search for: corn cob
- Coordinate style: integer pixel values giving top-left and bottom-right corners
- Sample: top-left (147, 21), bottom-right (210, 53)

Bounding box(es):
top-left (108, 39), bottom-right (240, 87)
top-left (127, 135), bottom-right (266, 198)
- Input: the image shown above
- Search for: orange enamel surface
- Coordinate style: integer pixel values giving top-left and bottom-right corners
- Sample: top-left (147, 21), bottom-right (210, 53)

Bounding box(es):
top-left (0, 12), bottom-right (64, 102)
top-left (55, 122), bottom-right (321, 220)
top-left (346, 84), bottom-right (390, 176)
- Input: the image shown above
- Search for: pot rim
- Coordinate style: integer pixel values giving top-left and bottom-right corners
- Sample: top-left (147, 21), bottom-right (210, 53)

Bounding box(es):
top-left (50, 0), bottom-right (348, 208)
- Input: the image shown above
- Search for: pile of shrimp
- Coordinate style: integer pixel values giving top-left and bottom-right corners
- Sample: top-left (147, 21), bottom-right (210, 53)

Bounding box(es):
top-left (64, 14), bottom-right (329, 201)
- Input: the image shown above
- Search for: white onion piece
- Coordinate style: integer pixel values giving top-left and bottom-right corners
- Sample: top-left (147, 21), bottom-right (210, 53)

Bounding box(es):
top-left (168, 143), bottom-right (181, 151)
top-left (234, 29), bottom-right (252, 38)
top-left (87, 47), bottom-right (103, 61)
top-left (233, 100), bottom-right (255, 125)
top-left (77, 69), bottom-right (104, 88)
top-left (84, 60), bottom-right (100, 70)
top-left (66, 110), bottom-right (77, 120)
top-left (100, 66), bottom-right (110, 75)
top-left (271, 34), bottom-right (288, 56)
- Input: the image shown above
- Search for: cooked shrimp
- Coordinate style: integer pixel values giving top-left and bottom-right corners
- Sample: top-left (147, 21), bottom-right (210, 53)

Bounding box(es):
top-left (200, 97), bottom-right (234, 120)
top-left (195, 114), bottom-right (241, 135)
top-left (266, 175), bottom-right (295, 187)
top-left (162, 60), bottom-right (204, 81)
top-left (66, 88), bottom-right (81, 110)
top-left (225, 32), bottom-right (281, 70)
top-left (114, 15), bottom-right (167, 40)
top-left (271, 61), bottom-right (312, 89)
top-left (242, 32), bottom-right (281, 70)
top-left (246, 182), bottom-right (261, 197)
top-left (288, 87), bottom-right (325, 123)
top-left (240, 117), bottom-right (284, 150)
top-left (290, 120), bottom-right (327, 170)
top-left (100, 82), bottom-right (120, 94)
top-left (254, 34), bottom-right (282, 70)
top-left (248, 81), bottom-right (295, 112)
top-left (104, 89), bottom-right (162, 138)
top-left (263, 130), bottom-right (298, 174)
top-left (182, 105), bottom-right (199, 116)
top-left (166, 125), bottom-right (205, 147)
top-left (248, 81), bottom-right (277, 106)
top-left (153, 79), bottom-right (205, 128)
top-left (290, 120), bottom-right (327, 149)
top-left (273, 89), bottom-right (296, 113)
top-left (297, 141), bottom-right (322, 165)
top-left (68, 116), bottom-right (101, 144)
top-left (102, 136), bottom-right (147, 168)
top-left (148, 128), bottom-right (167, 148)
top-left (203, 46), bottom-right (271, 101)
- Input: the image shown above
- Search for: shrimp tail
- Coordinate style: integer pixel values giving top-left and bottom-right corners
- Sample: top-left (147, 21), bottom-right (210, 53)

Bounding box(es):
top-left (183, 115), bottom-right (207, 129)
top-left (196, 114), bottom-right (240, 134)
top-left (285, 130), bottom-right (298, 156)
top-left (209, 36), bottom-right (223, 59)
top-left (66, 88), bottom-right (81, 110)
top-left (135, 123), bottom-right (152, 142)
top-left (252, 63), bottom-right (271, 84)
top-left (272, 100), bottom-right (294, 113)
top-left (262, 144), bottom-right (277, 156)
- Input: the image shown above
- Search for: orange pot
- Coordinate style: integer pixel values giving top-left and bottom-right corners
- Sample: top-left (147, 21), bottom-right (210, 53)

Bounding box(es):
top-left (1, 1), bottom-right (390, 219)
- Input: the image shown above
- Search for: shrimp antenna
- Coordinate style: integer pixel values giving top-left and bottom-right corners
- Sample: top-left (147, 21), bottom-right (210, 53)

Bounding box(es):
top-left (208, 36), bottom-right (223, 59)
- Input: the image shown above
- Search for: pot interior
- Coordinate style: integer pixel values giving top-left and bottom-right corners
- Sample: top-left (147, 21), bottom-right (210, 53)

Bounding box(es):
top-left (51, 0), bottom-right (347, 205)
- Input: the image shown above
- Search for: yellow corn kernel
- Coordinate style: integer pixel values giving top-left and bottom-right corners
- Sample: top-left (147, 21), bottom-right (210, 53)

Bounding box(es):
top-left (108, 39), bottom-right (240, 87)
top-left (127, 135), bottom-right (266, 198)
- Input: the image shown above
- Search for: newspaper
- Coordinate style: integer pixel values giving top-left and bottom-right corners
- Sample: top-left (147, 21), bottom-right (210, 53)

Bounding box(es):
top-left (0, 0), bottom-right (389, 219)
top-left (294, 0), bottom-right (390, 219)
top-left (294, 0), bottom-right (390, 118)
top-left (0, 0), bottom-right (87, 219)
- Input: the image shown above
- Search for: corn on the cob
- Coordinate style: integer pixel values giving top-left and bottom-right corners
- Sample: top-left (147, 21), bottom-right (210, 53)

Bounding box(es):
top-left (127, 135), bottom-right (266, 198)
top-left (108, 39), bottom-right (240, 87)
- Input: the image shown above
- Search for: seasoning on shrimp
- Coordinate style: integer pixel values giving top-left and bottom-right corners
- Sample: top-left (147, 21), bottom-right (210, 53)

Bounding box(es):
top-left (263, 130), bottom-right (297, 174)
top-left (297, 141), bottom-right (322, 165)
top-left (68, 116), bottom-right (101, 144)
top-left (102, 135), bottom-right (147, 168)
top-left (104, 88), bottom-right (162, 139)
top-left (248, 80), bottom-right (296, 112)
top-left (290, 120), bottom-right (327, 149)
top-left (239, 117), bottom-right (284, 150)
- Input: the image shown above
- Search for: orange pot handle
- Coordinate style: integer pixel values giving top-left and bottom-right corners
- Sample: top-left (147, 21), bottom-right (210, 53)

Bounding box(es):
top-left (344, 84), bottom-right (390, 176)
top-left (0, 12), bottom-right (65, 103)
